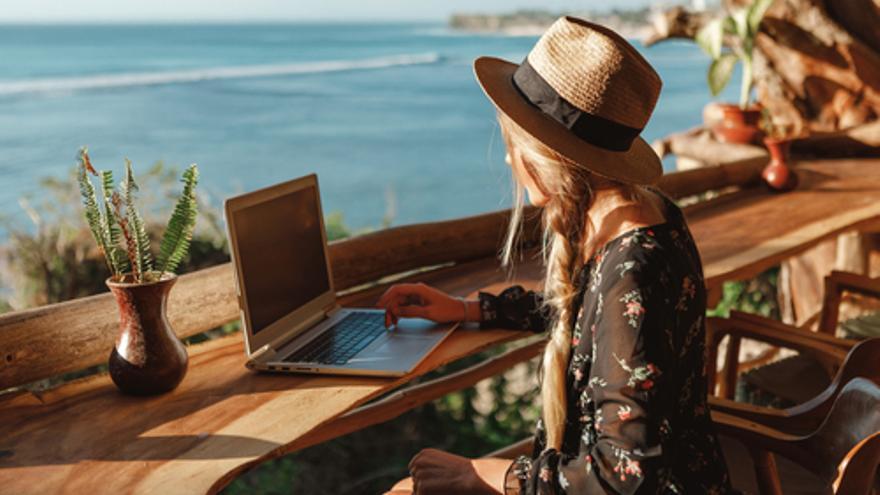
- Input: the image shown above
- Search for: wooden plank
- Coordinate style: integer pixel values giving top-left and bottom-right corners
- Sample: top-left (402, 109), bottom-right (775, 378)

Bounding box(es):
top-left (281, 338), bottom-right (545, 455)
top-left (691, 159), bottom-right (880, 288)
top-left (656, 152), bottom-right (767, 199)
top-left (0, 263), bottom-right (239, 391)
top-left (0, 255), bottom-right (542, 495)
top-left (0, 329), bottom-right (529, 495)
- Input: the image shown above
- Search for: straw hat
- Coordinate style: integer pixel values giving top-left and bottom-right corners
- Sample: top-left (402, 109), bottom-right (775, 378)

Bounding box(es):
top-left (474, 16), bottom-right (663, 185)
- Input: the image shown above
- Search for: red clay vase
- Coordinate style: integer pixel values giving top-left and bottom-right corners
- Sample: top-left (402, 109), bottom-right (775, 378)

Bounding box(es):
top-left (712, 103), bottom-right (763, 145)
top-left (106, 274), bottom-right (188, 395)
top-left (762, 137), bottom-right (799, 192)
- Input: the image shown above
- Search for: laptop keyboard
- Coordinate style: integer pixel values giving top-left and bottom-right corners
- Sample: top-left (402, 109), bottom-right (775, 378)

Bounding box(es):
top-left (284, 312), bottom-right (386, 365)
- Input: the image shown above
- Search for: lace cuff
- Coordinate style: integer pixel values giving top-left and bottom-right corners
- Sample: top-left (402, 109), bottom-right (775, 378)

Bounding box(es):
top-left (477, 285), bottom-right (548, 332)
top-left (504, 455), bottom-right (532, 495)
top-left (507, 448), bottom-right (561, 495)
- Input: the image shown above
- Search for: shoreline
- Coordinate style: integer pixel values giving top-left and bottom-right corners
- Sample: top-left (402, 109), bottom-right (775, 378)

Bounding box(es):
top-left (449, 10), bottom-right (654, 40)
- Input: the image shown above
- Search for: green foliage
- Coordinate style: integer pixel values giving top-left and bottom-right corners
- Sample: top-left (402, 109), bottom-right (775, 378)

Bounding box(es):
top-left (324, 212), bottom-right (352, 241)
top-left (707, 266), bottom-right (779, 319)
top-left (3, 162), bottom-right (225, 310)
top-left (100, 170), bottom-right (129, 275)
top-left (121, 159), bottom-right (154, 281)
top-left (157, 165), bottom-right (199, 276)
top-left (75, 148), bottom-right (200, 284)
top-left (695, 0), bottom-right (774, 108)
top-left (76, 148), bottom-right (113, 275)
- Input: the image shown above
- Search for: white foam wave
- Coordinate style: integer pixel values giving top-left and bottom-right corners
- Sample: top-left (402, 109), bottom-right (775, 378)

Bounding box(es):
top-left (0, 52), bottom-right (442, 96)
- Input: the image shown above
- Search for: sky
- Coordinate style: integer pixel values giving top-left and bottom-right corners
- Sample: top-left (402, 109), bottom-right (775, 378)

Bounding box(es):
top-left (1, 0), bottom-right (664, 23)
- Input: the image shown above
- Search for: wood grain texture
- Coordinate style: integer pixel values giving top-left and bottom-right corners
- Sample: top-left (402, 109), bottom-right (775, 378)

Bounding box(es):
top-left (2, 158), bottom-right (880, 493)
top-left (0, 256), bottom-right (543, 495)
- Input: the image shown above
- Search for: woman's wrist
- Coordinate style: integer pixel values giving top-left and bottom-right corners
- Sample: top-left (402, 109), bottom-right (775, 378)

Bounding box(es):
top-left (458, 298), bottom-right (482, 323)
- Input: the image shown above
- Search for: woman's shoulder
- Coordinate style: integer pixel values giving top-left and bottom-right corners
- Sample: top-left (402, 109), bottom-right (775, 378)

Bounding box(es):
top-left (594, 197), bottom-right (694, 282)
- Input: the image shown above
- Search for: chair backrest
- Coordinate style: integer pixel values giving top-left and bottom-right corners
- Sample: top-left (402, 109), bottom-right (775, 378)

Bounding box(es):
top-left (797, 378), bottom-right (880, 483)
top-left (786, 338), bottom-right (880, 428)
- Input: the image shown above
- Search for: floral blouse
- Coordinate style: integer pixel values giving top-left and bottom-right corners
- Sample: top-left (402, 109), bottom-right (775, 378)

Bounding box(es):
top-left (478, 186), bottom-right (734, 494)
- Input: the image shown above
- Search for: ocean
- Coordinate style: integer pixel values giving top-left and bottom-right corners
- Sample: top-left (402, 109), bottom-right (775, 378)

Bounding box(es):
top-left (0, 23), bottom-right (739, 235)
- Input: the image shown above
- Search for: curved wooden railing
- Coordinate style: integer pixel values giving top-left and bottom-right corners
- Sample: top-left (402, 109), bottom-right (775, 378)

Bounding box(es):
top-left (0, 155), bottom-right (768, 392)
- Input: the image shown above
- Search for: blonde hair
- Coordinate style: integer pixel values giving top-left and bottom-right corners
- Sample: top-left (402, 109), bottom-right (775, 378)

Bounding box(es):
top-left (497, 111), bottom-right (640, 451)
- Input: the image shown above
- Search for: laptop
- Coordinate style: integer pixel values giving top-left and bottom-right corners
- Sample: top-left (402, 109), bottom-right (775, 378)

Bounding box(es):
top-left (224, 173), bottom-right (458, 377)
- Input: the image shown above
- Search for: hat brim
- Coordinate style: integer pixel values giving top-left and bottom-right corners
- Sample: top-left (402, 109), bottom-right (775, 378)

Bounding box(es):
top-left (473, 56), bottom-right (663, 185)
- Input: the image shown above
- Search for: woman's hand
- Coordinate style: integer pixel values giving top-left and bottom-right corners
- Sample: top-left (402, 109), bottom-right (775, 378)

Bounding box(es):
top-left (376, 283), bottom-right (480, 327)
top-left (406, 448), bottom-right (501, 495)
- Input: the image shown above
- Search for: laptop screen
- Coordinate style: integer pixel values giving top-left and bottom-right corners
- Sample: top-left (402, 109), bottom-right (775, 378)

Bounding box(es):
top-left (231, 184), bottom-right (330, 335)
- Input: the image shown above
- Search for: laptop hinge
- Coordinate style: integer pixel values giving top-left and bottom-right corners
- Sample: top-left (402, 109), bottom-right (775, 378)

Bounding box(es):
top-left (249, 343), bottom-right (275, 362)
top-left (325, 301), bottom-right (341, 315)
top-left (264, 307), bottom-right (331, 357)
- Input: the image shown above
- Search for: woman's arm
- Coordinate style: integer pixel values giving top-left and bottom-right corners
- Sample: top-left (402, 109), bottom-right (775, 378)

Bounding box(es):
top-left (376, 282), bottom-right (548, 332)
top-left (509, 257), bottom-right (671, 494)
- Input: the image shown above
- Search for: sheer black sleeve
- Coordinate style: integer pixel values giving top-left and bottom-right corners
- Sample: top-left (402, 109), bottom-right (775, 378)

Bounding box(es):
top-left (477, 285), bottom-right (549, 332)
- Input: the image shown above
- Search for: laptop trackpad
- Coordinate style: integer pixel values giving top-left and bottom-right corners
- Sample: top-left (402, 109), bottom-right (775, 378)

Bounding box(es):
top-left (349, 318), bottom-right (450, 363)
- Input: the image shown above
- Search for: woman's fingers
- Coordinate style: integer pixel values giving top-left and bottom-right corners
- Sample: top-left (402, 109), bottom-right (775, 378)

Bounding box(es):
top-left (394, 305), bottom-right (430, 319)
top-left (377, 283), bottom-right (433, 308)
top-left (377, 284), bottom-right (436, 325)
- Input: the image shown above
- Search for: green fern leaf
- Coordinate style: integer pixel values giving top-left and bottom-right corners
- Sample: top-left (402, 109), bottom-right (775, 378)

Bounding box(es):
top-left (157, 164), bottom-right (199, 276)
top-left (100, 169), bottom-right (129, 275)
top-left (76, 147), bottom-right (115, 276)
top-left (121, 159), bottom-right (153, 282)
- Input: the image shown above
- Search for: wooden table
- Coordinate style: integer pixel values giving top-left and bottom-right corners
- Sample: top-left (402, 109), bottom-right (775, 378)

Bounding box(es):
top-left (2, 158), bottom-right (879, 494)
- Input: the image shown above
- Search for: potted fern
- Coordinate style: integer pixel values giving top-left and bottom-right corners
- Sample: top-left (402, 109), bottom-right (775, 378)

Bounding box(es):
top-left (696, 0), bottom-right (773, 144)
top-left (77, 147), bottom-right (199, 395)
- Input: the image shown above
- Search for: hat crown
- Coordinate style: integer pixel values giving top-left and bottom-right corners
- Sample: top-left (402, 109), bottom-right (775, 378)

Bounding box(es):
top-left (526, 16), bottom-right (661, 130)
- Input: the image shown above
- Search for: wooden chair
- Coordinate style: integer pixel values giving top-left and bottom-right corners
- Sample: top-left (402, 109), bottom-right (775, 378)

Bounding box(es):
top-left (488, 378), bottom-right (880, 495)
top-left (706, 309), bottom-right (853, 407)
top-left (709, 336), bottom-right (880, 435)
top-left (709, 271), bottom-right (880, 409)
top-left (819, 270), bottom-right (880, 338)
top-left (713, 377), bottom-right (880, 495)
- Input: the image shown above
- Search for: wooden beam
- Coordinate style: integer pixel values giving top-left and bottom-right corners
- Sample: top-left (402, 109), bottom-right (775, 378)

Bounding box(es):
top-left (655, 155), bottom-right (768, 199)
top-left (282, 338), bottom-right (545, 453)
top-left (0, 263), bottom-right (239, 391)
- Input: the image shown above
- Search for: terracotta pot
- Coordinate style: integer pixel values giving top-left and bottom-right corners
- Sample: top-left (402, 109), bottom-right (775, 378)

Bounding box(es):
top-left (711, 103), bottom-right (763, 145)
top-left (106, 273), bottom-right (188, 395)
top-left (761, 137), bottom-right (799, 192)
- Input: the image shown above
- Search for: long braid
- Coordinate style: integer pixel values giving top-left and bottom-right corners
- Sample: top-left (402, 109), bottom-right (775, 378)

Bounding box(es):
top-left (498, 111), bottom-right (627, 451)
top-left (539, 169), bottom-right (591, 450)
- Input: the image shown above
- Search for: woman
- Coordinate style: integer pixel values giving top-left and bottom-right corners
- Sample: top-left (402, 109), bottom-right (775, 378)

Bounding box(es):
top-left (380, 16), bottom-right (734, 494)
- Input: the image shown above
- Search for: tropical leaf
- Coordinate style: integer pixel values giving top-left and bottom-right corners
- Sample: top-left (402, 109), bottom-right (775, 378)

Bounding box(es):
top-left (747, 0), bottom-right (774, 35)
top-left (695, 18), bottom-right (725, 59)
top-left (157, 164), bottom-right (199, 276)
top-left (731, 8), bottom-right (750, 41)
top-left (708, 53), bottom-right (738, 96)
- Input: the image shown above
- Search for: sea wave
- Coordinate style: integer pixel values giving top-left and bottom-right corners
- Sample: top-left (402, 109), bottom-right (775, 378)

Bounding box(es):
top-left (0, 52), bottom-right (442, 96)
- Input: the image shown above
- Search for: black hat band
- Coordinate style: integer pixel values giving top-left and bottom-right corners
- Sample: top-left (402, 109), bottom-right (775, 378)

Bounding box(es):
top-left (511, 58), bottom-right (642, 152)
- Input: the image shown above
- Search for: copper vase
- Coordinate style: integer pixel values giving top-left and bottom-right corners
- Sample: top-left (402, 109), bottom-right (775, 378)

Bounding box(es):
top-left (712, 103), bottom-right (763, 145)
top-left (106, 274), bottom-right (188, 395)
top-left (762, 137), bottom-right (799, 192)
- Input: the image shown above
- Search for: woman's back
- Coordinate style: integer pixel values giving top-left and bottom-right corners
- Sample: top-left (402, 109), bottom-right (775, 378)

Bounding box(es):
top-left (481, 187), bottom-right (733, 494)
